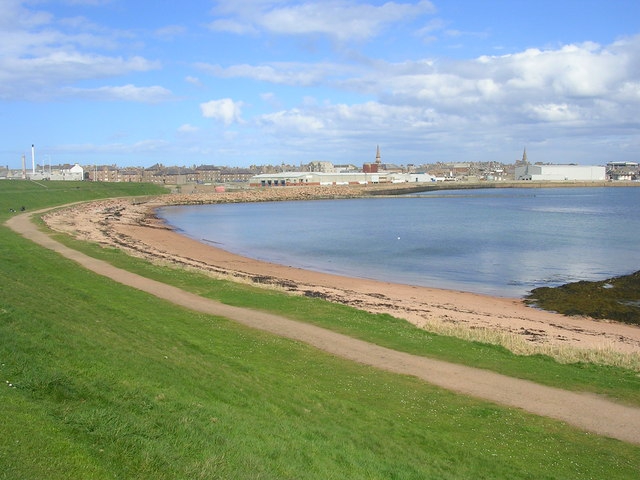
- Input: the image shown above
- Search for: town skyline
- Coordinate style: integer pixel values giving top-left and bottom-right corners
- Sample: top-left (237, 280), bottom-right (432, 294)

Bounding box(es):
top-left (4, 148), bottom-right (638, 185)
top-left (0, 143), bottom-right (616, 175)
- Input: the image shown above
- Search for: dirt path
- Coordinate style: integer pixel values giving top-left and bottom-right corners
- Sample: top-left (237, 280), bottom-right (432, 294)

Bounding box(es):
top-left (7, 211), bottom-right (640, 445)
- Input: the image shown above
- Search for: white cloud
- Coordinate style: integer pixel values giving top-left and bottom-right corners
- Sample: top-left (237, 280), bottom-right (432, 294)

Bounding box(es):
top-left (189, 34), bottom-right (640, 160)
top-left (63, 84), bottom-right (173, 103)
top-left (258, 109), bottom-right (325, 133)
top-left (209, 0), bottom-right (436, 42)
top-left (0, 0), bottom-right (162, 100)
top-left (0, 0), bottom-right (52, 31)
top-left (185, 75), bottom-right (203, 87)
top-left (617, 81), bottom-right (640, 102)
top-left (178, 124), bottom-right (199, 133)
top-left (195, 61), bottom-right (347, 86)
top-left (414, 17), bottom-right (446, 43)
top-left (0, 0), bottom-right (127, 56)
top-left (0, 52), bottom-right (161, 100)
top-left (58, 139), bottom-right (171, 155)
top-left (200, 98), bottom-right (244, 125)
top-left (524, 103), bottom-right (582, 123)
top-left (352, 36), bottom-right (640, 127)
top-left (498, 43), bottom-right (625, 98)
top-left (240, 37), bottom-right (640, 163)
top-left (207, 18), bottom-right (257, 35)
top-left (154, 24), bottom-right (187, 39)
top-left (260, 92), bottom-right (282, 109)
top-left (61, 0), bottom-right (113, 5)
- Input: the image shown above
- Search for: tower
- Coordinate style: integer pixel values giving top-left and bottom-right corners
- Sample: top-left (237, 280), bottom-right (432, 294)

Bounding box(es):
top-left (375, 145), bottom-right (381, 165)
top-left (521, 147), bottom-right (528, 164)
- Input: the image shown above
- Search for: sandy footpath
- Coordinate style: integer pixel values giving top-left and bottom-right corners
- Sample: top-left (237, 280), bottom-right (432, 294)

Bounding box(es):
top-left (40, 187), bottom-right (640, 360)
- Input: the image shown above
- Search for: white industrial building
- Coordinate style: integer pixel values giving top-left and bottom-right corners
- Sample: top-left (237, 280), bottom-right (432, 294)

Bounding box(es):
top-left (515, 164), bottom-right (606, 181)
top-left (26, 163), bottom-right (85, 181)
top-left (250, 172), bottom-right (357, 187)
top-left (388, 172), bottom-right (437, 183)
top-left (249, 171), bottom-right (437, 187)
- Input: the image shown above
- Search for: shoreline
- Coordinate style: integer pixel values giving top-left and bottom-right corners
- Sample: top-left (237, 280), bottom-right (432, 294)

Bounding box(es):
top-left (42, 186), bottom-right (640, 362)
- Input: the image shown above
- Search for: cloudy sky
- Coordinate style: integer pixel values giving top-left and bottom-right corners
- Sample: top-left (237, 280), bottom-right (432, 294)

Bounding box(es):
top-left (1, 0), bottom-right (639, 169)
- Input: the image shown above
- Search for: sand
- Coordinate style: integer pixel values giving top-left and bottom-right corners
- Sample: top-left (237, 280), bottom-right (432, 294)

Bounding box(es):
top-left (40, 187), bottom-right (640, 359)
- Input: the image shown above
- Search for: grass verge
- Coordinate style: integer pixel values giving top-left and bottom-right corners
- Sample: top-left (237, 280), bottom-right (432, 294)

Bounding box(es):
top-left (1, 181), bottom-right (640, 478)
top-left (53, 233), bottom-right (640, 407)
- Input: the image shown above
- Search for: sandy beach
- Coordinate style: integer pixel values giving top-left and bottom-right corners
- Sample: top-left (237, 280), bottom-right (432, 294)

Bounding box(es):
top-left (42, 186), bottom-right (640, 361)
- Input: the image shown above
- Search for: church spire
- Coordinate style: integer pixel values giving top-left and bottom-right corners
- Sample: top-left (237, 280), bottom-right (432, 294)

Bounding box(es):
top-left (522, 147), bottom-right (528, 164)
top-left (375, 145), bottom-right (381, 164)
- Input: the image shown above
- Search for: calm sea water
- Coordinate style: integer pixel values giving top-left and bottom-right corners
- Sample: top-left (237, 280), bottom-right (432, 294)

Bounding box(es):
top-left (159, 186), bottom-right (640, 297)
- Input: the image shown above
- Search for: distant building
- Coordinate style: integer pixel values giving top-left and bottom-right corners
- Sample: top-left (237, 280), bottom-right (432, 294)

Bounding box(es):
top-left (334, 163), bottom-right (359, 173)
top-left (249, 170), bottom-right (437, 187)
top-left (249, 172), bottom-right (366, 186)
top-left (62, 163), bottom-right (84, 181)
top-left (363, 145), bottom-right (382, 174)
top-left (91, 165), bottom-right (119, 182)
top-left (23, 163), bottom-right (85, 181)
top-left (518, 147), bottom-right (528, 165)
top-left (607, 162), bottom-right (638, 181)
top-left (515, 164), bottom-right (606, 181)
top-left (307, 161), bottom-right (335, 173)
top-left (218, 168), bottom-right (254, 183)
top-left (194, 165), bottom-right (221, 184)
top-left (388, 173), bottom-right (437, 183)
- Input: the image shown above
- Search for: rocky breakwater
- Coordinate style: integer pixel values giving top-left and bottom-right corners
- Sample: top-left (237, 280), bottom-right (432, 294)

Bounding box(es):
top-left (41, 184), bottom-right (378, 252)
top-left (160, 184), bottom-right (378, 205)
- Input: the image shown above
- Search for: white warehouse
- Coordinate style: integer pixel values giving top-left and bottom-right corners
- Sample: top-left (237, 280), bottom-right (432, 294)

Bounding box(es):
top-left (515, 164), bottom-right (606, 181)
top-left (249, 171), bottom-right (437, 187)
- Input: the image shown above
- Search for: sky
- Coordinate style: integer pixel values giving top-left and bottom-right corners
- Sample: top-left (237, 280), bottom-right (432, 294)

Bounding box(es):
top-left (1, 0), bottom-right (639, 169)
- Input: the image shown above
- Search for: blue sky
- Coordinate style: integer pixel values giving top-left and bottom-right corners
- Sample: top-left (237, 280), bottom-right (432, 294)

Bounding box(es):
top-left (1, 0), bottom-right (639, 169)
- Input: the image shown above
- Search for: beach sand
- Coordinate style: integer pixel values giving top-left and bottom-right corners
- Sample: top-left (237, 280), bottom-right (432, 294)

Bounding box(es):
top-left (42, 187), bottom-right (640, 359)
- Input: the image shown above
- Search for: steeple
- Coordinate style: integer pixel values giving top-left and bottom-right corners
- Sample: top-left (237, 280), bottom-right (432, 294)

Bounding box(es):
top-left (522, 147), bottom-right (528, 164)
top-left (375, 145), bottom-right (381, 164)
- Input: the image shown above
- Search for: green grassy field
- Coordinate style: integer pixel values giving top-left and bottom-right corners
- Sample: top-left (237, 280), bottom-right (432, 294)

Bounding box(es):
top-left (1, 180), bottom-right (639, 479)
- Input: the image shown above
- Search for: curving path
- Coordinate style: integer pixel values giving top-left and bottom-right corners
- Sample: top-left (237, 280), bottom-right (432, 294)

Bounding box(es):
top-left (7, 210), bottom-right (640, 445)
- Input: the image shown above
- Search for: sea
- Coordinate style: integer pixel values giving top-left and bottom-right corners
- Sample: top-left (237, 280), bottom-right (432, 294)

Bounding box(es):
top-left (158, 186), bottom-right (640, 298)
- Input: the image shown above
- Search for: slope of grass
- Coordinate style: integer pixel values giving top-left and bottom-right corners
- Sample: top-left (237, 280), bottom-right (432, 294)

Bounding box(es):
top-left (55, 235), bottom-right (640, 407)
top-left (1, 181), bottom-right (640, 478)
top-left (2, 226), bottom-right (640, 479)
top-left (0, 179), bottom-right (165, 213)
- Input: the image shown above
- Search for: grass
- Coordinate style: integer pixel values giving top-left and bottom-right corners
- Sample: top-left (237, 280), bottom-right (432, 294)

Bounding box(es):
top-left (0, 179), bottom-right (164, 211)
top-left (53, 235), bottom-right (640, 406)
top-left (526, 271), bottom-right (640, 325)
top-left (1, 180), bottom-right (640, 478)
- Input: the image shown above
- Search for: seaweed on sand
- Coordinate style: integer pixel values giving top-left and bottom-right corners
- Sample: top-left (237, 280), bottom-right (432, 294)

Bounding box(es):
top-left (525, 271), bottom-right (640, 326)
